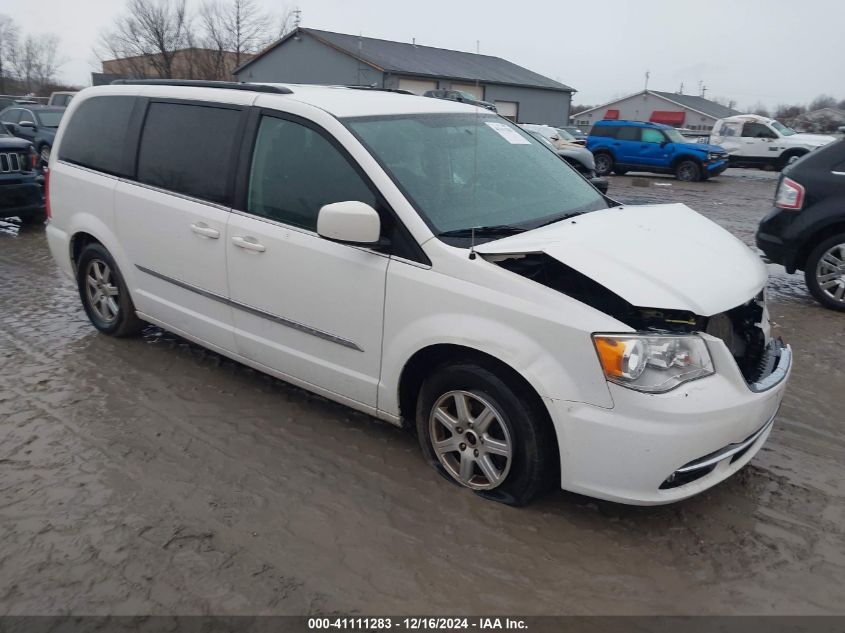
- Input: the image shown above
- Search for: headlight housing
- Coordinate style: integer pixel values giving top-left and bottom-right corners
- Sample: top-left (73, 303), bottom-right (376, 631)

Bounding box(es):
top-left (592, 334), bottom-right (714, 393)
top-left (707, 152), bottom-right (724, 161)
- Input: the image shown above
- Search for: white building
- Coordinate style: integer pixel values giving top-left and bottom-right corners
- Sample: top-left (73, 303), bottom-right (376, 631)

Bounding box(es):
top-left (571, 89), bottom-right (741, 133)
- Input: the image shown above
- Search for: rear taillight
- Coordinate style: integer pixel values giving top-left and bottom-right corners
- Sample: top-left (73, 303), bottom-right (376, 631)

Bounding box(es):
top-left (44, 167), bottom-right (51, 219)
top-left (774, 176), bottom-right (805, 210)
top-left (30, 150), bottom-right (38, 170)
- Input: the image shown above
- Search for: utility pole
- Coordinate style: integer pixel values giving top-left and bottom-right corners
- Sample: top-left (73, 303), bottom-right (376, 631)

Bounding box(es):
top-left (293, 8), bottom-right (302, 29)
top-left (679, 82), bottom-right (684, 95)
top-left (644, 70), bottom-right (650, 91)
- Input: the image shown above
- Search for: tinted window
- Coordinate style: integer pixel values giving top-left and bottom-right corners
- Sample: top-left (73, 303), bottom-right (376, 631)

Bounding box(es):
top-left (590, 125), bottom-right (616, 138)
top-left (641, 128), bottom-right (665, 143)
top-left (742, 122), bottom-right (776, 138)
top-left (247, 116), bottom-right (377, 231)
top-left (616, 126), bottom-right (640, 141)
top-left (1, 109), bottom-right (21, 124)
top-left (138, 102), bottom-right (241, 205)
top-left (35, 110), bottom-right (63, 127)
top-left (18, 110), bottom-right (34, 124)
top-left (59, 96), bottom-right (136, 177)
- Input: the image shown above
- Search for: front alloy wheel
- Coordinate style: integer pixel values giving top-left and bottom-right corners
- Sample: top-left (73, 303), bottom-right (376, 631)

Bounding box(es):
top-left (429, 390), bottom-right (513, 490)
top-left (594, 153), bottom-right (613, 177)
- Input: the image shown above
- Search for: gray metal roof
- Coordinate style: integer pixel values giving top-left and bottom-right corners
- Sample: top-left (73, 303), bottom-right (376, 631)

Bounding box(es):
top-left (650, 90), bottom-right (742, 119)
top-left (237, 28), bottom-right (573, 92)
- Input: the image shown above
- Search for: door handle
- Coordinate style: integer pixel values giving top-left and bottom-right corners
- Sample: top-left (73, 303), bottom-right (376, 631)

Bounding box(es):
top-left (191, 222), bottom-right (220, 239)
top-left (231, 235), bottom-right (266, 252)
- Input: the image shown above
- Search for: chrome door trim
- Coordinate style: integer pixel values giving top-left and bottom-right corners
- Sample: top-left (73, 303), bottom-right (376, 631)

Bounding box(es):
top-left (135, 264), bottom-right (364, 352)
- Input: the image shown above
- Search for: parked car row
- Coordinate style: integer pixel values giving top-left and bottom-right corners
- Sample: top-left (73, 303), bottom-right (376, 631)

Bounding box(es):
top-left (0, 104), bottom-right (66, 164)
top-left (0, 122), bottom-right (44, 224)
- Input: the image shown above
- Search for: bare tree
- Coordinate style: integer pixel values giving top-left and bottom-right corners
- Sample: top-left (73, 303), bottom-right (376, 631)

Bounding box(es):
top-left (8, 33), bottom-right (62, 94)
top-left (808, 94), bottom-right (837, 112)
top-left (0, 14), bottom-right (19, 93)
top-left (748, 101), bottom-right (770, 117)
top-left (99, 0), bottom-right (189, 79)
top-left (200, 0), bottom-right (269, 68)
top-left (570, 104), bottom-right (595, 115)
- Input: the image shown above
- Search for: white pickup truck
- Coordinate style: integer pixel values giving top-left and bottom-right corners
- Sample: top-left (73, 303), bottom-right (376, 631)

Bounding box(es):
top-left (710, 114), bottom-right (835, 169)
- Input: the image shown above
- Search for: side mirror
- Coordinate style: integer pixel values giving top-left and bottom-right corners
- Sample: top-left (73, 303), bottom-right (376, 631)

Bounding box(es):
top-left (317, 201), bottom-right (381, 245)
top-left (19, 120), bottom-right (36, 128)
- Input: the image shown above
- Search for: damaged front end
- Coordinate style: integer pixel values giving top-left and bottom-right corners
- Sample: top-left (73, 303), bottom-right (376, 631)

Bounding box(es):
top-left (488, 252), bottom-right (788, 392)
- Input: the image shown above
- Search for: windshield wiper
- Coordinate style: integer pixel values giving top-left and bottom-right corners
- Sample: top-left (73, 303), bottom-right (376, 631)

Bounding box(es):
top-left (534, 211), bottom-right (587, 229)
top-left (438, 224), bottom-right (527, 238)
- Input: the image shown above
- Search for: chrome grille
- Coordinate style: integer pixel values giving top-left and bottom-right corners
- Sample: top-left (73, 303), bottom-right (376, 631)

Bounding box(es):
top-left (0, 152), bottom-right (23, 173)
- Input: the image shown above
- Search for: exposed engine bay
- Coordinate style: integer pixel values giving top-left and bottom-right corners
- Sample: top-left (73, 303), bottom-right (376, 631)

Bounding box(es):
top-left (489, 253), bottom-right (779, 386)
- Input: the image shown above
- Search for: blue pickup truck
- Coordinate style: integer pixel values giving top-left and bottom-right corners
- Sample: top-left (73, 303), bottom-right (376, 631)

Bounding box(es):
top-left (587, 120), bottom-right (729, 181)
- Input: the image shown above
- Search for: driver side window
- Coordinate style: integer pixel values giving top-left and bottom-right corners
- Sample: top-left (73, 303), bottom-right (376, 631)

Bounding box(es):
top-left (742, 122), bottom-right (775, 139)
top-left (641, 128), bottom-right (665, 144)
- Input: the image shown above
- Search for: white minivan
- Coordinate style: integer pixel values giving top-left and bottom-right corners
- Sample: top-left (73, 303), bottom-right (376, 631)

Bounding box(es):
top-left (46, 81), bottom-right (792, 506)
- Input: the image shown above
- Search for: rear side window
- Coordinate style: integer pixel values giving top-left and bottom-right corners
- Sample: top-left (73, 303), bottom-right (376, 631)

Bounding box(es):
top-left (590, 125), bottom-right (616, 138)
top-left (741, 122), bottom-right (775, 139)
top-left (137, 102), bottom-right (241, 205)
top-left (247, 115), bottom-right (377, 231)
top-left (616, 126), bottom-right (639, 141)
top-left (59, 96), bottom-right (136, 176)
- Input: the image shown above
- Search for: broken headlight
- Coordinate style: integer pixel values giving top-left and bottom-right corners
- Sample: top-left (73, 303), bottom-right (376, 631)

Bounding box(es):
top-left (592, 334), bottom-right (714, 393)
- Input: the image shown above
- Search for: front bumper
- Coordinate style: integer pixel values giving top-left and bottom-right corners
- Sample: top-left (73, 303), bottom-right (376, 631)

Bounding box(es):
top-left (0, 181), bottom-right (43, 218)
top-left (549, 336), bottom-right (791, 505)
top-left (705, 159), bottom-right (729, 176)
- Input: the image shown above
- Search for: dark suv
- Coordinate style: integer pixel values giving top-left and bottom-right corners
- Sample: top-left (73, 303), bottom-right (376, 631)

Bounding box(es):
top-left (0, 122), bottom-right (43, 224)
top-left (0, 104), bottom-right (65, 165)
top-left (757, 138), bottom-right (845, 311)
top-left (423, 89), bottom-right (497, 112)
top-left (587, 120), bottom-right (729, 181)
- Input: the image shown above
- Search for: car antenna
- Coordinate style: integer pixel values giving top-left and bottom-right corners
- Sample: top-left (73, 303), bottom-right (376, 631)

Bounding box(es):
top-left (469, 227), bottom-right (477, 260)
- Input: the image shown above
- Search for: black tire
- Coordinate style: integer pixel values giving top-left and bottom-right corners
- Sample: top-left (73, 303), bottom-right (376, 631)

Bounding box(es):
top-left (76, 243), bottom-right (144, 336)
top-left (804, 233), bottom-right (845, 311)
top-left (779, 150), bottom-right (807, 170)
top-left (675, 159), bottom-right (701, 182)
top-left (593, 152), bottom-right (614, 177)
top-left (415, 361), bottom-right (557, 506)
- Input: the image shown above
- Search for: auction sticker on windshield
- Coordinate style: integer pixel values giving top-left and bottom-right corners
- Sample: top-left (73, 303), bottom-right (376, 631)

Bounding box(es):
top-left (485, 121), bottom-right (531, 144)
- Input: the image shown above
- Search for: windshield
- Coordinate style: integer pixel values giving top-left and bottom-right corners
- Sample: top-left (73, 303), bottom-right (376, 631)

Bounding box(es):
top-left (346, 113), bottom-right (608, 241)
top-left (555, 127), bottom-right (576, 141)
top-left (35, 111), bottom-right (63, 128)
top-left (664, 128), bottom-right (686, 143)
top-left (770, 120), bottom-right (797, 136)
top-left (454, 91), bottom-right (478, 101)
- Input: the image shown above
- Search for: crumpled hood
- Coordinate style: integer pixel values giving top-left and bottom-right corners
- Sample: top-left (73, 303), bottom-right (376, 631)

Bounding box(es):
top-left (475, 203), bottom-right (767, 317)
top-left (689, 143), bottom-right (728, 154)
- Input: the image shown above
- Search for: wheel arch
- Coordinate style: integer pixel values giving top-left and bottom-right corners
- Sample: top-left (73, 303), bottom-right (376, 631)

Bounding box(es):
top-left (397, 344), bottom-right (560, 467)
top-left (795, 221), bottom-right (845, 271)
top-left (671, 153), bottom-right (703, 170)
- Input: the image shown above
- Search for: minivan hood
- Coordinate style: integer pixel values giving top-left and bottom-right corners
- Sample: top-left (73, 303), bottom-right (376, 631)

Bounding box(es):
top-left (475, 203), bottom-right (766, 316)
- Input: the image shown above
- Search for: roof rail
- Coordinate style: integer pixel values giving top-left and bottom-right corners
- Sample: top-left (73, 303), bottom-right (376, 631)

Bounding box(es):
top-left (110, 79), bottom-right (293, 94)
top-left (344, 85), bottom-right (414, 95)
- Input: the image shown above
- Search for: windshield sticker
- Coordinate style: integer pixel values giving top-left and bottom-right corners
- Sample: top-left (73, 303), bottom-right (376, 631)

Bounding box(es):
top-left (485, 121), bottom-right (531, 145)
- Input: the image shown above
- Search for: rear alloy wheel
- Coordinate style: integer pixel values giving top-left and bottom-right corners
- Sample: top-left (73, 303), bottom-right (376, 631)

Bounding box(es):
top-left (805, 234), bottom-right (845, 311)
top-left (675, 159), bottom-right (701, 182)
top-left (39, 145), bottom-right (51, 165)
top-left (76, 243), bottom-right (145, 336)
top-left (594, 153), bottom-right (614, 177)
top-left (416, 362), bottom-right (556, 506)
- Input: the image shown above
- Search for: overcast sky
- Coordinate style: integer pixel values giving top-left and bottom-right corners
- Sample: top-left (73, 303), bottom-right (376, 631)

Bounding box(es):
top-left (1, 0), bottom-right (842, 109)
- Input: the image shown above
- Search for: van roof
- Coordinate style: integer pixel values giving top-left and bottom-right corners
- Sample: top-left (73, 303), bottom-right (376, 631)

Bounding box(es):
top-left (77, 82), bottom-right (480, 119)
top-left (593, 120), bottom-right (670, 129)
top-left (716, 113), bottom-right (773, 124)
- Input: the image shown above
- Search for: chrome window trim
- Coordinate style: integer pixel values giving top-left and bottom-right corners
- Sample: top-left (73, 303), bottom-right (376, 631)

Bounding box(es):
top-left (675, 410), bottom-right (777, 474)
top-left (55, 159), bottom-right (119, 180)
top-left (122, 178), bottom-right (231, 211)
top-left (135, 264), bottom-right (363, 352)
top-left (832, 171), bottom-right (845, 176)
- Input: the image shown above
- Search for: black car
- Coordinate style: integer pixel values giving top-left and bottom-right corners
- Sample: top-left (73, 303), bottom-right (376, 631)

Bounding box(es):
top-left (423, 89), bottom-right (497, 112)
top-left (0, 104), bottom-right (65, 165)
top-left (0, 122), bottom-right (44, 224)
top-left (757, 138), bottom-right (845, 310)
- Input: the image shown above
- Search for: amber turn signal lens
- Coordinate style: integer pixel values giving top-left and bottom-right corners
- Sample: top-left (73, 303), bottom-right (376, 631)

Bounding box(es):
top-left (594, 336), bottom-right (624, 378)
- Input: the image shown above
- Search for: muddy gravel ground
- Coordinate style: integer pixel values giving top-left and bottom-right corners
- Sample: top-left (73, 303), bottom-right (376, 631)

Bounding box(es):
top-left (1, 169), bottom-right (844, 616)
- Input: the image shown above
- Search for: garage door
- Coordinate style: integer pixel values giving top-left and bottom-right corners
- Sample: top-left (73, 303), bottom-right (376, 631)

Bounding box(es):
top-left (495, 101), bottom-right (519, 121)
top-left (452, 83), bottom-right (484, 100)
top-left (398, 78), bottom-right (438, 95)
